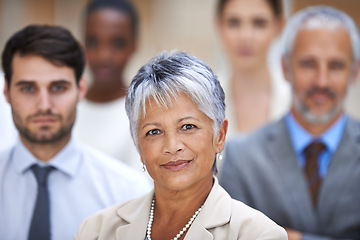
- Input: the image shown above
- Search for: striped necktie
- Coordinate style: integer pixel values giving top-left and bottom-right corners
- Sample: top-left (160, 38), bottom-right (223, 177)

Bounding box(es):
top-left (303, 141), bottom-right (326, 206)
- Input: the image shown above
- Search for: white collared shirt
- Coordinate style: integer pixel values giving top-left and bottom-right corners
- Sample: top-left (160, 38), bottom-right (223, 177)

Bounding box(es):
top-left (0, 136), bottom-right (152, 240)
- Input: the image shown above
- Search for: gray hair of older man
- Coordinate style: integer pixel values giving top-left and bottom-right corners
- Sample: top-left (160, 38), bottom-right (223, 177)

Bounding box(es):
top-left (125, 51), bottom-right (225, 150)
top-left (282, 6), bottom-right (360, 71)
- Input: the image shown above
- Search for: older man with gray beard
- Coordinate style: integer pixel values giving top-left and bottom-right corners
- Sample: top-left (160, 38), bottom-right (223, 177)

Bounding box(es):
top-left (219, 6), bottom-right (360, 240)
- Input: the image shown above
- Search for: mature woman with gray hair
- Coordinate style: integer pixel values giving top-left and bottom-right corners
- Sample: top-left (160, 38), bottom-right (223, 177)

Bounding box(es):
top-left (74, 51), bottom-right (287, 240)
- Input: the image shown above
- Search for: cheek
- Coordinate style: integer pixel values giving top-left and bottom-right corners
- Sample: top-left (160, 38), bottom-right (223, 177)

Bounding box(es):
top-left (113, 51), bottom-right (132, 66)
top-left (220, 28), bottom-right (238, 49)
top-left (255, 30), bottom-right (275, 51)
top-left (138, 140), bottom-right (160, 164)
top-left (53, 94), bottom-right (78, 112)
top-left (85, 51), bottom-right (97, 66)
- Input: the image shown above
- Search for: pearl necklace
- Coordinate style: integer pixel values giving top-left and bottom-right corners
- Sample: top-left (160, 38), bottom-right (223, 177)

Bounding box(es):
top-left (146, 198), bottom-right (203, 240)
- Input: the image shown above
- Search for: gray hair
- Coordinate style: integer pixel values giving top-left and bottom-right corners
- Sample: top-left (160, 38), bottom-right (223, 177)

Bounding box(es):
top-left (125, 51), bottom-right (226, 149)
top-left (282, 6), bottom-right (360, 69)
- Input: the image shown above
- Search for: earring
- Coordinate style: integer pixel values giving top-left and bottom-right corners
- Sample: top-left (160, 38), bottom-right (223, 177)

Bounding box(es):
top-left (216, 151), bottom-right (223, 161)
top-left (142, 164), bottom-right (146, 172)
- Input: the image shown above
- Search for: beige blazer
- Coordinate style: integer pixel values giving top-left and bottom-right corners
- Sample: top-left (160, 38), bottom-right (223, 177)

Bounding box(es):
top-left (74, 178), bottom-right (287, 240)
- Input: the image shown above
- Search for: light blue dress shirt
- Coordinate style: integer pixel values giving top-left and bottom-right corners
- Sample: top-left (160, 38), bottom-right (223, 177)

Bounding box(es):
top-left (285, 113), bottom-right (346, 177)
top-left (0, 136), bottom-right (152, 240)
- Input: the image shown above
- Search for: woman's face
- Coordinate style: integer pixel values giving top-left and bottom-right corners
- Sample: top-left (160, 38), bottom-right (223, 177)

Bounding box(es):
top-left (85, 8), bottom-right (136, 85)
top-left (218, 0), bottom-right (281, 70)
top-left (137, 93), bottom-right (227, 193)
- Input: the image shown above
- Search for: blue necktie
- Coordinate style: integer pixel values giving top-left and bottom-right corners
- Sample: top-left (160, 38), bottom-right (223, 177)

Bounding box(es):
top-left (28, 165), bottom-right (54, 240)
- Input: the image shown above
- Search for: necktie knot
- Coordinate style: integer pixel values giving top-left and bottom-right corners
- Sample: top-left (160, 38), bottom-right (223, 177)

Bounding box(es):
top-left (31, 165), bottom-right (54, 187)
top-left (304, 142), bottom-right (326, 158)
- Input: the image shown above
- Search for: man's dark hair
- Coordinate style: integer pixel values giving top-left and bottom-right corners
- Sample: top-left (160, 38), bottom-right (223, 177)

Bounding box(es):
top-left (85, 0), bottom-right (139, 38)
top-left (2, 24), bottom-right (85, 85)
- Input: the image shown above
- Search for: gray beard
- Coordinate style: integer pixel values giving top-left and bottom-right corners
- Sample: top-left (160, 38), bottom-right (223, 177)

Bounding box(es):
top-left (293, 96), bottom-right (343, 125)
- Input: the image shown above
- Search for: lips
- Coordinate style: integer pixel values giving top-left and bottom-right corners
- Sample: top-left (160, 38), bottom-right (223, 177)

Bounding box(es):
top-left (161, 160), bottom-right (192, 171)
top-left (238, 48), bottom-right (254, 57)
top-left (306, 88), bottom-right (336, 104)
top-left (93, 66), bottom-right (114, 80)
top-left (31, 116), bottom-right (58, 124)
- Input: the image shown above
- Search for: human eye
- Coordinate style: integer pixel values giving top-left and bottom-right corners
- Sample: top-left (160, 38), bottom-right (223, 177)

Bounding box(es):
top-left (253, 18), bottom-right (267, 28)
top-left (52, 85), bottom-right (66, 92)
top-left (181, 124), bottom-right (197, 131)
top-left (329, 61), bottom-right (345, 70)
top-left (226, 17), bottom-right (240, 28)
top-left (299, 59), bottom-right (316, 69)
top-left (51, 83), bottom-right (68, 93)
top-left (112, 38), bottom-right (126, 50)
top-left (146, 129), bottom-right (161, 136)
top-left (20, 85), bottom-right (35, 93)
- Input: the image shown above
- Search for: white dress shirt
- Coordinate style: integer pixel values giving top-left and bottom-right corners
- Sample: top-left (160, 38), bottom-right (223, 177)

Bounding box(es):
top-left (74, 97), bottom-right (142, 171)
top-left (0, 136), bottom-right (152, 240)
top-left (0, 73), bottom-right (17, 151)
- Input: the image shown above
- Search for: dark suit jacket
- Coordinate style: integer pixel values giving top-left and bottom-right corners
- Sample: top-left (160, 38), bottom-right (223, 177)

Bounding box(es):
top-left (219, 116), bottom-right (360, 240)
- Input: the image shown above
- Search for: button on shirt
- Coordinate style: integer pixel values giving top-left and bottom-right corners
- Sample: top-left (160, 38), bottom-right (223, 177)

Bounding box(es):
top-left (285, 113), bottom-right (346, 177)
top-left (0, 136), bottom-right (152, 240)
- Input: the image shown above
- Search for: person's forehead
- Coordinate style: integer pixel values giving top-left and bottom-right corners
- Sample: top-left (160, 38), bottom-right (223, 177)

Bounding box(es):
top-left (11, 54), bottom-right (76, 84)
top-left (86, 8), bottom-right (132, 30)
top-left (292, 28), bottom-right (352, 55)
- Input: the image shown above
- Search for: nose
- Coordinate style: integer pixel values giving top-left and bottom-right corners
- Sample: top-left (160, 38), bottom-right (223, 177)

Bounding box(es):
top-left (97, 46), bottom-right (112, 63)
top-left (315, 63), bottom-right (329, 88)
top-left (238, 24), bottom-right (253, 42)
top-left (37, 89), bottom-right (52, 112)
top-left (163, 132), bottom-right (185, 155)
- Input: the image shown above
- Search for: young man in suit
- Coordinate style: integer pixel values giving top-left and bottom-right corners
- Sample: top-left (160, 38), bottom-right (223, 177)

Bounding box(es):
top-left (0, 25), bottom-right (151, 240)
top-left (220, 6), bottom-right (360, 240)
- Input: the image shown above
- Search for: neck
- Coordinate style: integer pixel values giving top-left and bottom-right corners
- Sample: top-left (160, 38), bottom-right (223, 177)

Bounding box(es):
top-left (231, 64), bottom-right (271, 90)
top-left (21, 134), bottom-right (71, 162)
top-left (149, 173), bottom-right (213, 239)
top-left (155, 174), bottom-right (212, 214)
top-left (291, 108), bottom-right (343, 136)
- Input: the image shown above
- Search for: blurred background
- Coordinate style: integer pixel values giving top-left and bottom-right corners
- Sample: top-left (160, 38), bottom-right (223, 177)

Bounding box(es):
top-left (0, 0), bottom-right (359, 119)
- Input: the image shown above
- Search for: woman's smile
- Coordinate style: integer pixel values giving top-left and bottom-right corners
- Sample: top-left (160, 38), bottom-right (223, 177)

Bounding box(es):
top-left (161, 160), bottom-right (193, 171)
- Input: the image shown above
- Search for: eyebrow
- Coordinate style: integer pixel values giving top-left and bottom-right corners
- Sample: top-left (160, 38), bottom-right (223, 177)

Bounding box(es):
top-left (14, 79), bottom-right (72, 86)
top-left (141, 116), bottom-right (200, 129)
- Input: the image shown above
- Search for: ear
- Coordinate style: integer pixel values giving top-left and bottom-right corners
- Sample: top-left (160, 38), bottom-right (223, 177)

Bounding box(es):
top-left (214, 119), bottom-right (228, 153)
top-left (351, 60), bottom-right (360, 84)
top-left (281, 56), bottom-right (291, 83)
top-left (77, 75), bottom-right (87, 102)
top-left (3, 79), bottom-right (10, 103)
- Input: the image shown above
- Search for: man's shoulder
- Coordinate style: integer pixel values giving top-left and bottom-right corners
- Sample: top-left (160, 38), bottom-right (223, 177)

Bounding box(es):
top-left (346, 116), bottom-right (360, 133)
top-left (0, 145), bottom-right (16, 168)
top-left (229, 198), bottom-right (287, 239)
top-left (226, 119), bottom-right (285, 150)
top-left (77, 142), bottom-right (151, 186)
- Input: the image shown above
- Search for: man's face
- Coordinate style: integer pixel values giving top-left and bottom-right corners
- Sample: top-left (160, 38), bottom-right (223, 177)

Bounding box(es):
top-left (4, 54), bottom-right (86, 145)
top-left (286, 28), bottom-right (356, 125)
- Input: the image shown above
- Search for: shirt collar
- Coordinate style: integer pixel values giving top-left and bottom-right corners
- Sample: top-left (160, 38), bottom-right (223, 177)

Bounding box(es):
top-left (285, 113), bottom-right (347, 155)
top-left (13, 136), bottom-right (82, 178)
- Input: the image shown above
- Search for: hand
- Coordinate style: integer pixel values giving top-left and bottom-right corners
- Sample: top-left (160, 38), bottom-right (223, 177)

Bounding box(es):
top-left (285, 228), bottom-right (302, 240)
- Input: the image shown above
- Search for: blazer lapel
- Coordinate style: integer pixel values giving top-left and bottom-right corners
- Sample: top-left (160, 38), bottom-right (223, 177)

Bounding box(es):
top-left (184, 178), bottom-right (231, 240)
top-left (317, 117), bottom-right (360, 222)
top-left (266, 118), bottom-right (318, 230)
top-left (184, 222), bottom-right (214, 240)
top-left (115, 191), bottom-right (154, 240)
